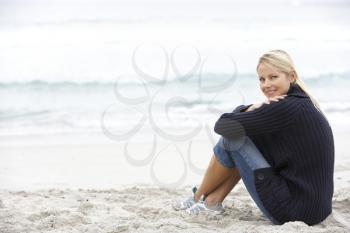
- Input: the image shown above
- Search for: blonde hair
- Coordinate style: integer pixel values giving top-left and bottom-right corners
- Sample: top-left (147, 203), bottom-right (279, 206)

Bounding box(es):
top-left (256, 49), bottom-right (327, 119)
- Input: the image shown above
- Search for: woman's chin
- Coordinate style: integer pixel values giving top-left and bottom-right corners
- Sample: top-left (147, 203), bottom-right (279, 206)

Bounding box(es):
top-left (265, 92), bottom-right (282, 98)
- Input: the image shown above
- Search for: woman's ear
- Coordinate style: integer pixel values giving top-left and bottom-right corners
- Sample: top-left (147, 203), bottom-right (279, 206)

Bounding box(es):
top-left (289, 70), bottom-right (297, 83)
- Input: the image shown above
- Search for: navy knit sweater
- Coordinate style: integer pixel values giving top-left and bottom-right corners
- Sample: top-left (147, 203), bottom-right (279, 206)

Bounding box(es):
top-left (214, 83), bottom-right (335, 226)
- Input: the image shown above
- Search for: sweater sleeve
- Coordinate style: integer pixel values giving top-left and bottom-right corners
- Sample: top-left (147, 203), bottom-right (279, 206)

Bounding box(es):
top-left (231, 104), bottom-right (253, 113)
top-left (214, 97), bottom-right (301, 139)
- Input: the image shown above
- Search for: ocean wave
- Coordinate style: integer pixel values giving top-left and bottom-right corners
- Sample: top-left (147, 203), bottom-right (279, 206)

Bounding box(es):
top-left (0, 80), bottom-right (114, 88)
top-left (0, 71), bottom-right (349, 88)
top-left (0, 110), bottom-right (52, 121)
top-left (325, 107), bottom-right (350, 113)
top-left (322, 103), bottom-right (350, 113)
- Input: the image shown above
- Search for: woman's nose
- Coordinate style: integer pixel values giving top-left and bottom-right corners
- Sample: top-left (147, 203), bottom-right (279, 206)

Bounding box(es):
top-left (262, 79), bottom-right (272, 88)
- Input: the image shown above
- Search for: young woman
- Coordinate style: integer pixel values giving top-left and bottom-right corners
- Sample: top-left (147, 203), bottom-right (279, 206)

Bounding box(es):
top-left (173, 50), bottom-right (335, 226)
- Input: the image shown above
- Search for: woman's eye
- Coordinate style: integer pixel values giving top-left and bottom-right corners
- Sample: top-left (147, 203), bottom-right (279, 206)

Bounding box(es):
top-left (271, 75), bottom-right (278, 78)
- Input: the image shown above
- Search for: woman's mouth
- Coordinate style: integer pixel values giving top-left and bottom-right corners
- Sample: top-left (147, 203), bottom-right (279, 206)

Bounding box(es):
top-left (266, 90), bottom-right (276, 95)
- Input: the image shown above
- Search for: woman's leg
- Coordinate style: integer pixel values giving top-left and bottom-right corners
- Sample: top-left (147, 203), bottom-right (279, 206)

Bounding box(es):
top-left (194, 154), bottom-right (236, 203)
top-left (172, 151), bottom-right (237, 212)
top-left (203, 166), bottom-right (241, 206)
top-left (195, 136), bottom-right (280, 224)
top-left (194, 136), bottom-right (243, 203)
top-left (219, 136), bottom-right (280, 224)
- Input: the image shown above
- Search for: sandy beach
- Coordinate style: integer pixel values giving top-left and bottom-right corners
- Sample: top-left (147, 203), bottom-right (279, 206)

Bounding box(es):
top-left (0, 184), bottom-right (349, 233)
top-left (0, 130), bottom-right (349, 233)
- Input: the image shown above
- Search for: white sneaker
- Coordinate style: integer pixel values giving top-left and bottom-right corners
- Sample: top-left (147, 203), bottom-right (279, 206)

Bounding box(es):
top-left (185, 201), bottom-right (225, 216)
top-left (172, 186), bottom-right (206, 211)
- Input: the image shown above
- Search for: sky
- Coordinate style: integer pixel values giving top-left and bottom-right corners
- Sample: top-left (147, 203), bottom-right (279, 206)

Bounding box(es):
top-left (0, 0), bottom-right (349, 81)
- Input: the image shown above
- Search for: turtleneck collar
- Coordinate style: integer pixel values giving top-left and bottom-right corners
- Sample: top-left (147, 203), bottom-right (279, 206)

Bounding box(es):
top-left (287, 83), bottom-right (309, 98)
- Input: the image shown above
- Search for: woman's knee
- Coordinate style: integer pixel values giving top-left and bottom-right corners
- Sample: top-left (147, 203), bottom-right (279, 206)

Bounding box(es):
top-left (220, 136), bottom-right (247, 152)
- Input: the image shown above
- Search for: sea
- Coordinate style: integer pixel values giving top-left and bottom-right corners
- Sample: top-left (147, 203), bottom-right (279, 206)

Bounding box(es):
top-left (1, 0), bottom-right (350, 145)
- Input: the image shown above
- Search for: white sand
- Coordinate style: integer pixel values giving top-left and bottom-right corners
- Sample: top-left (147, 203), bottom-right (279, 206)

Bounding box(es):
top-left (0, 130), bottom-right (349, 232)
top-left (0, 184), bottom-right (349, 233)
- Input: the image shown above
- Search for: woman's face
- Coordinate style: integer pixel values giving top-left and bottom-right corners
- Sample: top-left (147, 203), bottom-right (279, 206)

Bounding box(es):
top-left (257, 62), bottom-right (295, 99)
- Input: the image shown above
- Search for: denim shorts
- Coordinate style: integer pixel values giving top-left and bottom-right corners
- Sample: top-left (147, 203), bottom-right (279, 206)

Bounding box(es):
top-left (213, 136), bottom-right (280, 225)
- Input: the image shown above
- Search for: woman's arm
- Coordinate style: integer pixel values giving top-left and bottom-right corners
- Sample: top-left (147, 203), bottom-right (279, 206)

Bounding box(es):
top-left (231, 104), bottom-right (253, 113)
top-left (244, 95), bottom-right (286, 112)
top-left (214, 96), bottom-right (302, 139)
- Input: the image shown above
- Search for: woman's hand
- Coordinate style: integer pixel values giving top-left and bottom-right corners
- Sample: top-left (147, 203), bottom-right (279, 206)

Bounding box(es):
top-left (245, 94), bottom-right (287, 112)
